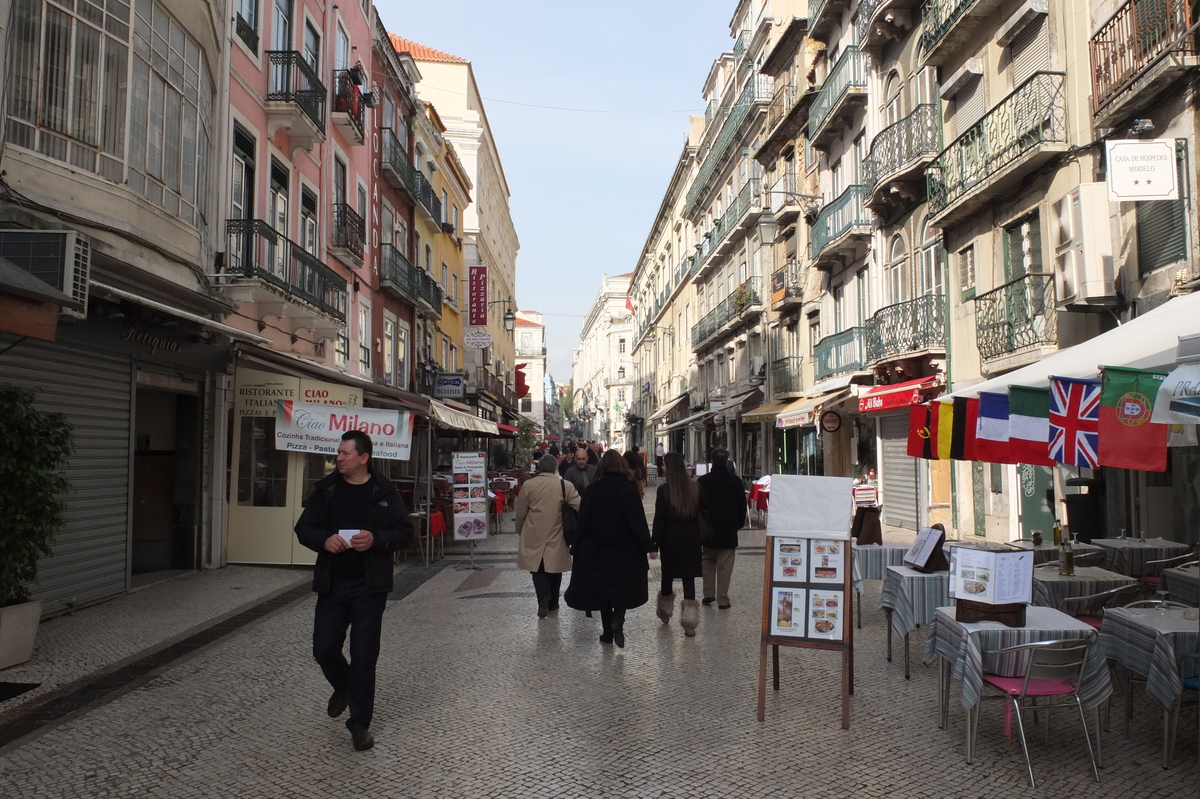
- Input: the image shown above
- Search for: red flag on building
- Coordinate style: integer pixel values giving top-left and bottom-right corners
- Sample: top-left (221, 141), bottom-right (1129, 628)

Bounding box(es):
top-left (625, 295), bottom-right (635, 313)
top-left (1098, 366), bottom-right (1168, 471)
top-left (908, 402), bottom-right (938, 459)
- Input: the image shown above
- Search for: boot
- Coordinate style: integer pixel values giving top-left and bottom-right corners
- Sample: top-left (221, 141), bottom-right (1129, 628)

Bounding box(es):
top-left (656, 592), bottom-right (675, 624)
top-left (680, 599), bottom-right (700, 637)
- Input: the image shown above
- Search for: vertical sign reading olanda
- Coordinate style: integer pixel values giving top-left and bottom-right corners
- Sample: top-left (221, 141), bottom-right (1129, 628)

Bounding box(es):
top-left (468, 265), bottom-right (489, 326)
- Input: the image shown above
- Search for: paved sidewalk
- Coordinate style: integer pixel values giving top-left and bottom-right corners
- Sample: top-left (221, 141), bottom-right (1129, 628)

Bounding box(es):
top-left (0, 486), bottom-right (1195, 797)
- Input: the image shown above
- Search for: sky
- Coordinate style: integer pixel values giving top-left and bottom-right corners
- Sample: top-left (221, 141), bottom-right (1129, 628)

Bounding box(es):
top-left (375, 0), bottom-right (740, 385)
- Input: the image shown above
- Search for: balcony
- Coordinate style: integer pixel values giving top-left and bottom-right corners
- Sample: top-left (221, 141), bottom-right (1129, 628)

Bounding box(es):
top-left (771, 259), bottom-right (804, 311)
top-left (475, 368), bottom-right (514, 407)
top-left (926, 72), bottom-right (1068, 226)
top-left (974, 272), bottom-right (1058, 370)
top-left (378, 244), bottom-right (421, 306)
top-left (331, 203), bottom-right (364, 266)
top-left (265, 51), bottom-right (326, 151)
top-left (691, 179), bottom-right (762, 280)
top-left (771, 355), bottom-right (803, 397)
top-left (685, 75), bottom-right (773, 216)
top-left (767, 170), bottom-right (808, 224)
top-left (1090, 0), bottom-right (1199, 126)
top-left (864, 294), bottom-right (945, 365)
top-left (331, 70), bottom-right (365, 144)
top-left (862, 104), bottom-right (940, 211)
top-left (690, 276), bottom-right (764, 349)
top-left (517, 345), bottom-right (547, 357)
top-left (380, 128), bottom-right (419, 203)
top-left (809, 0), bottom-right (853, 42)
top-left (413, 170), bottom-right (442, 225)
top-left (814, 326), bottom-right (866, 382)
top-left (810, 185), bottom-right (871, 269)
top-left (808, 47), bottom-right (867, 150)
top-left (919, 0), bottom-right (1006, 67)
top-left (857, 0), bottom-right (918, 49)
top-left (235, 13), bottom-right (258, 54)
top-left (223, 219), bottom-right (347, 338)
top-left (415, 268), bottom-right (443, 320)
top-left (759, 82), bottom-right (812, 162)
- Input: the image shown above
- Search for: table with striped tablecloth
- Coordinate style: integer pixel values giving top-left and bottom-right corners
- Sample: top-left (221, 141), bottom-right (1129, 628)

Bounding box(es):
top-left (1090, 537), bottom-right (1192, 577)
top-left (1163, 564), bottom-right (1199, 606)
top-left (1099, 607), bottom-right (1198, 710)
top-left (852, 542), bottom-right (910, 630)
top-left (1031, 566), bottom-right (1138, 609)
top-left (879, 565), bottom-right (951, 678)
top-left (1007, 539), bottom-right (1103, 565)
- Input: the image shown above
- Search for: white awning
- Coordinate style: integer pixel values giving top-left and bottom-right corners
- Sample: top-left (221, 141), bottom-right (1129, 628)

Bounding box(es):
top-left (92, 280), bottom-right (272, 345)
top-left (647, 392), bottom-right (690, 423)
top-left (428, 399), bottom-right (499, 435)
top-left (661, 408), bottom-right (717, 432)
top-left (776, 388), bottom-right (851, 429)
top-left (947, 291), bottom-right (1200, 398)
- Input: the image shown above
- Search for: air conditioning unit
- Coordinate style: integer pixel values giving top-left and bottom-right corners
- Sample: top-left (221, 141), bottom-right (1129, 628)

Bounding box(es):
top-left (0, 229), bottom-right (91, 319)
top-left (1050, 183), bottom-right (1116, 308)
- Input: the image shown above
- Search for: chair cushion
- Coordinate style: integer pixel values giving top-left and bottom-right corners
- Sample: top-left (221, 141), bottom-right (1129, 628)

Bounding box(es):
top-left (1184, 676), bottom-right (1198, 692)
top-left (1076, 614), bottom-right (1104, 629)
top-left (1140, 575), bottom-right (1163, 585)
top-left (983, 675), bottom-right (1076, 697)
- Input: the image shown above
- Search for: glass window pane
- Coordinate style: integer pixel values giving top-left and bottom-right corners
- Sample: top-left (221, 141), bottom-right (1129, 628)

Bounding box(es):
top-left (41, 6), bottom-right (72, 133)
top-left (237, 416), bottom-right (288, 506)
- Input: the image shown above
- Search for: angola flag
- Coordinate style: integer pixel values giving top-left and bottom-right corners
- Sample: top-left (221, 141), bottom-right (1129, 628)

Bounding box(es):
top-left (1098, 366), bottom-right (1168, 471)
top-left (907, 402), bottom-right (938, 459)
top-left (1009, 385), bottom-right (1055, 466)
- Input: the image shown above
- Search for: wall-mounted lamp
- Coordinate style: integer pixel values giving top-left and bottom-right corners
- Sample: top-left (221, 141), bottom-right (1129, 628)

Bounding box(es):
top-left (487, 299), bottom-right (516, 333)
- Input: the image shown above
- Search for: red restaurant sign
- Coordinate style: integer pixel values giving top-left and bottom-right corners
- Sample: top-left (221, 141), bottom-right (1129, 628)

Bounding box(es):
top-left (468, 265), bottom-right (488, 326)
top-left (858, 376), bottom-right (941, 413)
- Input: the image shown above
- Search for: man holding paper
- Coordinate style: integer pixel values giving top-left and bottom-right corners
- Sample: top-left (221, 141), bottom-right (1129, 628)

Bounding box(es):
top-left (295, 430), bottom-right (413, 752)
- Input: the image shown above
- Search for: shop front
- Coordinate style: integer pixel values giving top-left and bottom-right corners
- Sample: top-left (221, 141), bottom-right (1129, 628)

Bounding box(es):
top-left (859, 376), bottom-right (943, 531)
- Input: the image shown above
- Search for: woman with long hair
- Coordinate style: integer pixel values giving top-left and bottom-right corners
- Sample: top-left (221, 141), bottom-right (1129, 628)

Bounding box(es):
top-left (564, 450), bottom-right (653, 648)
top-left (652, 452), bottom-right (704, 636)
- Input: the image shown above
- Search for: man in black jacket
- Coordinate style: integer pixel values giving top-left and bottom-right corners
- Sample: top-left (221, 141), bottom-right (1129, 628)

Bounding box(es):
top-left (696, 447), bottom-right (747, 609)
top-left (295, 430), bottom-right (413, 752)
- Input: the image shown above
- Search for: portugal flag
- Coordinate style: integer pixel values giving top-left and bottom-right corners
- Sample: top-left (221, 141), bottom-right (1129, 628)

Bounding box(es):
top-left (1098, 366), bottom-right (1169, 471)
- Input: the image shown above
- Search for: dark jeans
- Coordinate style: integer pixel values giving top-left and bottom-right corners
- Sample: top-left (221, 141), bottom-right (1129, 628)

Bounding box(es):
top-left (599, 606), bottom-right (626, 633)
top-left (530, 561), bottom-right (562, 607)
top-left (313, 578), bottom-right (387, 732)
top-left (662, 575), bottom-right (696, 600)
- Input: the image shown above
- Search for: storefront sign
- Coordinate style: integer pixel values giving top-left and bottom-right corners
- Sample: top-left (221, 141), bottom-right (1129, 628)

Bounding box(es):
top-left (777, 409), bottom-right (814, 429)
top-left (433, 372), bottom-right (466, 399)
top-left (236, 369), bottom-right (300, 417)
top-left (464, 328), bottom-right (493, 349)
top-left (468, 265), bottom-right (489, 325)
top-left (275, 400), bottom-right (414, 460)
top-left (451, 452), bottom-right (489, 540)
top-left (1106, 139), bottom-right (1178, 201)
top-left (299, 380), bottom-right (360, 407)
top-left (820, 411), bottom-right (842, 432)
top-left (121, 322), bottom-right (182, 355)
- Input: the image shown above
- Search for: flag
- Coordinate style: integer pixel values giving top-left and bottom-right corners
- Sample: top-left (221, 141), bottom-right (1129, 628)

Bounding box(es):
top-left (1098, 366), bottom-right (1168, 471)
top-left (975, 391), bottom-right (1014, 463)
top-left (1049, 376), bottom-right (1101, 468)
top-left (907, 402), bottom-right (938, 459)
top-left (934, 397), bottom-right (979, 461)
top-left (1009, 385), bottom-right (1054, 465)
top-left (625, 295), bottom-right (635, 313)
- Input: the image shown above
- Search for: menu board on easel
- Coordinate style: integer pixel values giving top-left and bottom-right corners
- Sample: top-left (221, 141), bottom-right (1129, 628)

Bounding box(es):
top-left (451, 452), bottom-right (489, 540)
top-left (758, 475), bottom-right (855, 728)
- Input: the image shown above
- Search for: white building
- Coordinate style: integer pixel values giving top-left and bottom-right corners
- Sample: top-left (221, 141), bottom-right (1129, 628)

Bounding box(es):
top-left (571, 274), bottom-right (634, 448)
top-left (514, 310), bottom-right (549, 435)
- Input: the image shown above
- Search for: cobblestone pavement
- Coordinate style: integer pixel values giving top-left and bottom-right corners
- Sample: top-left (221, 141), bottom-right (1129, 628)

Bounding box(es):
top-left (0, 486), bottom-right (1195, 797)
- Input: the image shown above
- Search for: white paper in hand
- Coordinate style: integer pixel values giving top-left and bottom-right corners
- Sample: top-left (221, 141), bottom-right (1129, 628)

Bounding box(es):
top-left (338, 529), bottom-right (358, 544)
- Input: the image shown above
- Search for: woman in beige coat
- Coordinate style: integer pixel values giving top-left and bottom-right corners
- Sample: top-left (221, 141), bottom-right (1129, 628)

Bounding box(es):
top-left (515, 454), bottom-right (581, 618)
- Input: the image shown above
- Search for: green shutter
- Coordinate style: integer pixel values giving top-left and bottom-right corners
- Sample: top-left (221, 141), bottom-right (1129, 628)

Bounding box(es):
top-left (1137, 142), bottom-right (1188, 275)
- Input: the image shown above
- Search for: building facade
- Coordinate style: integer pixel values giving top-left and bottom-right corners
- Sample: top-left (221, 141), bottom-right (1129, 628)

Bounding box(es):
top-left (572, 274), bottom-right (634, 448)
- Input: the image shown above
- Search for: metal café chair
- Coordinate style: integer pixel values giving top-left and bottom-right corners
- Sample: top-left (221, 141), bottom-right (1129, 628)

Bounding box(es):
top-left (1140, 555), bottom-right (1198, 598)
top-left (972, 639), bottom-right (1100, 788)
top-left (1058, 584), bottom-right (1140, 629)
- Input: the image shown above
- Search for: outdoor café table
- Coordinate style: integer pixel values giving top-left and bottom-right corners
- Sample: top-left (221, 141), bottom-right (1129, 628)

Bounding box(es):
top-left (1091, 537), bottom-right (1192, 577)
top-left (1098, 606), bottom-right (1199, 767)
top-left (923, 605), bottom-right (1112, 763)
top-left (852, 542), bottom-right (910, 629)
top-left (1007, 539), bottom-right (1103, 565)
top-left (1163, 564), bottom-right (1199, 606)
top-left (1031, 566), bottom-right (1138, 609)
top-left (879, 565), bottom-right (951, 679)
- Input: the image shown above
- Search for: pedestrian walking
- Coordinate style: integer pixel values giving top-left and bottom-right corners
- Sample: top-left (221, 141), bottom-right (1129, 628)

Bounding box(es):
top-left (654, 442), bottom-right (666, 482)
top-left (564, 450), bottom-right (653, 648)
top-left (294, 430), bottom-right (413, 752)
top-left (562, 446), bottom-right (597, 494)
top-left (651, 452), bottom-right (704, 636)
top-left (624, 444), bottom-right (646, 496)
top-left (696, 447), bottom-right (747, 610)
top-left (515, 454), bottom-right (581, 618)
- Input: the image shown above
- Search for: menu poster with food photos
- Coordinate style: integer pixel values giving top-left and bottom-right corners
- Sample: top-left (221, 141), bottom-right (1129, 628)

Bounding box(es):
top-left (773, 538), bottom-right (807, 583)
top-left (809, 540), bottom-right (845, 584)
top-left (451, 452), bottom-right (489, 540)
top-left (770, 587), bottom-right (808, 637)
top-left (807, 590), bottom-right (844, 640)
top-left (948, 547), bottom-right (1033, 605)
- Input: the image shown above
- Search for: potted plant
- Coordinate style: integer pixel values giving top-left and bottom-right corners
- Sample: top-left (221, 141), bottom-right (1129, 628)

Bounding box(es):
top-left (0, 385), bottom-right (73, 669)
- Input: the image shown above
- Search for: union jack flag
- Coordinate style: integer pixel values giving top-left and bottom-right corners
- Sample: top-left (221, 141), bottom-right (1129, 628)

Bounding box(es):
top-left (1049, 376), bottom-right (1101, 467)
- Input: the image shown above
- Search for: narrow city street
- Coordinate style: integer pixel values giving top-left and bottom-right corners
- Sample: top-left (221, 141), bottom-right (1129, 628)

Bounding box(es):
top-left (1, 487), bottom-right (1194, 798)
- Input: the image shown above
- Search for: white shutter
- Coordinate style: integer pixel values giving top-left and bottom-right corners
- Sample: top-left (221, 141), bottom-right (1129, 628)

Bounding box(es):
top-left (952, 76), bottom-right (985, 132)
top-left (1010, 17), bottom-right (1049, 86)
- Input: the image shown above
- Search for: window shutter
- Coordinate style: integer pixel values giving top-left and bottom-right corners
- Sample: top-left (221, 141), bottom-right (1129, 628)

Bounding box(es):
top-left (952, 76), bottom-right (985, 131)
top-left (1136, 143), bottom-right (1188, 275)
top-left (1009, 17), bottom-right (1049, 87)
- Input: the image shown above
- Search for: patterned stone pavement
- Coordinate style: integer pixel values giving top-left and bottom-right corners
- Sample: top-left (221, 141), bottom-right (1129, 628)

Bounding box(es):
top-left (0, 486), bottom-right (1195, 797)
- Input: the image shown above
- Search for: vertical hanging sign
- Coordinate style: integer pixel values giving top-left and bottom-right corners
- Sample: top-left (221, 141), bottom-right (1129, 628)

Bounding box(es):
top-left (468, 265), bottom-right (489, 326)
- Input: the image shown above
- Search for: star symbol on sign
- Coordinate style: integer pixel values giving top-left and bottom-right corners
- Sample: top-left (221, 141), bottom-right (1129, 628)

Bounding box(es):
top-left (1133, 180), bottom-right (1140, 185)
top-left (1146, 179), bottom-right (1152, 184)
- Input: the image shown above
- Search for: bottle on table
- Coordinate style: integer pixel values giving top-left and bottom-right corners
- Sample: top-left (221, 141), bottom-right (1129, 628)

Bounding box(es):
top-left (1059, 530), bottom-right (1074, 576)
top-left (1052, 518), bottom-right (1063, 547)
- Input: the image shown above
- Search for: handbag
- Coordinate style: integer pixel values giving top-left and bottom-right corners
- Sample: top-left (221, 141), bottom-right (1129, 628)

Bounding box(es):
top-left (560, 480), bottom-right (579, 545)
top-left (698, 501), bottom-right (718, 548)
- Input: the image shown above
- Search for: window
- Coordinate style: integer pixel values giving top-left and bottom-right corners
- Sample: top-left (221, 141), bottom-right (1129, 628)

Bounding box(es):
top-left (235, 0), bottom-right (258, 53)
top-left (397, 323), bottom-right (410, 389)
top-left (268, 160), bottom-right (288, 274)
top-left (450, 344), bottom-right (458, 371)
top-left (886, 234), bottom-right (908, 305)
top-left (230, 125), bottom-right (255, 221)
top-left (335, 22), bottom-right (349, 71)
top-left (452, 205), bottom-right (459, 236)
top-left (272, 0), bottom-right (291, 49)
top-left (1136, 141), bottom-right (1188, 276)
top-left (425, 244), bottom-right (432, 270)
top-left (441, 337), bottom-right (450, 369)
top-left (451, 275), bottom-right (458, 304)
top-left (440, 189), bottom-right (448, 224)
top-left (520, 397), bottom-right (533, 413)
top-left (383, 314), bottom-right (396, 385)
top-left (357, 300), bottom-right (371, 373)
top-left (919, 218), bottom-right (944, 296)
top-left (335, 328), bottom-right (349, 368)
top-left (617, 389), bottom-right (626, 404)
top-left (300, 186), bottom-right (318, 255)
top-left (357, 184), bottom-right (367, 221)
top-left (808, 313), bottom-right (820, 353)
top-left (440, 261), bottom-right (448, 290)
top-left (618, 337), bottom-right (626, 354)
top-left (882, 71), bottom-right (903, 128)
top-left (1004, 212), bottom-right (1042, 280)
top-left (333, 157), bottom-right (347, 207)
top-left (302, 20), bottom-right (320, 72)
top-left (958, 246), bottom-right (976, 299)
top-left (1007, 14), bottom-right (1049, 87)
top-left (238, 417), bottom-right (287, 506)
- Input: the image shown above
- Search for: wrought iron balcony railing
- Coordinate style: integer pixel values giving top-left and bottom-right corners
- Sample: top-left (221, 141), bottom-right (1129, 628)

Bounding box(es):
top-left (1090, 0), bottom-right (1197, 113)
top-left (810, 184), bottom-right (870, 261)
top-left (766, 82), bottom-right (799, 132)
top-left (416, 267), bottom-right (444, 312)
top-left (690, 276), bottom-right (763, 348)
top-left (771, 355), bottom-right (802, 396)
top-left (974, 272), bottom-right (1057, 362)
top-left (517, 345), bottom-right (547, 357)
top-left (685, 75), bottom-right (773, 215)
top-left (862, 104), bottom-right (941, 196)
top-left (224, 219), bottom-right (347, 321)
top-left (771, 259), bottom-right (804, 306)
top-left (809, 46), bottom-right (866, 142)
top-left (380, 128), bottom-right (418, 199)
top-left (331, 203), bottom-right (364, 260)
top-left (814, 326), bottom-right (865, 382)
top-left (265, 51), bottom-right (326, 134)
top-left (926, 72), bottom-right (1067, 218)
top-left (378, 244), bottom-right (421, 305)
top-left (235, 14), bottom-right (258, 54)
top-left (864, 294), bottom-right (946, 364)
top-left (414, 170), bottom-right (442, 223)
top-left (919, 0), bottom-right (980, 58)
top-left (856, 0), bottom-right (882, 44)
top-left (331, 70), bottom-right (365, 141)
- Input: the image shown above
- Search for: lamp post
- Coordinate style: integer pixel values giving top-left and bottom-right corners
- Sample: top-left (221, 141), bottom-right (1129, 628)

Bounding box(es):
top-left (486, 299), bottom-right (516, 333)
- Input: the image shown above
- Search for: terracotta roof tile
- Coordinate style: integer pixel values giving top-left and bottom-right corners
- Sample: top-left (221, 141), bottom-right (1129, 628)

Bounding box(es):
top-left (388, 34), bottom-right (468, 64)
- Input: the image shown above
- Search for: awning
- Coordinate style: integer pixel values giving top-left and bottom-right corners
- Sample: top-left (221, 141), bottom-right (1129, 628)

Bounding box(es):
top-left (428, 399), bottom-right (499, 435)
top-left (496, 422), bottom-right (519, 437)
top-left (236, 344), bottom-right (428, 412)
top-left (777, 388), bottom-right (851, 429)
top-left (647, 392), bottom-right (690, 423)
top-left (740, 399), bottom-right (796, 424)
top-left (723, 387), bottom-right (763, 416)
top-left (92, 280), bottom-right (272, 345)
top-left (661, 407), bottom-right (717, 432)
top-left (947, 291), bottom-right (1200, 398)
top-left (858, 376), bottom-right (943, 413)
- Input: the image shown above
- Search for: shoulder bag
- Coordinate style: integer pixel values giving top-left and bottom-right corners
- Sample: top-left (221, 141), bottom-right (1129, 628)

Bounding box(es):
top-left (560, 479), bottom-right (579, 546)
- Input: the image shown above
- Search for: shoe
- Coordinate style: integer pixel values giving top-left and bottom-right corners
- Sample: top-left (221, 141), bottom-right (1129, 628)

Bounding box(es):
top-left (656, 592), bottom-right (675, 624)
top-left (537, 601), bottom-right (549, 618)
top-left (351, 729), bottom-right (374, 751)
top-left (718, 603), bottom-right (731, 610)
top-left (326, 690), bottom-right (348, 718)
top-left (599, 630), bottom-right (614, 644)
top-left (680, 599), bottom-right (700, 637)
top-left (548, 600), bottom-right (559, 611)
top-left (613, 629), bottom-right (625, 649)
top-left (701, 597), bottom-right (715, 606)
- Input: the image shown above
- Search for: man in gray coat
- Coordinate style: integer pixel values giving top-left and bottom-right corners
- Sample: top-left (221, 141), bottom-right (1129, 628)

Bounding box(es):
top-left (562, 447), bottom-right (597, 495)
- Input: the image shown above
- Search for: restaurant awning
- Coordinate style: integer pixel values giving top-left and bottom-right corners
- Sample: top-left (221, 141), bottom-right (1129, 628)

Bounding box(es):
top-left (661, 407), bottom-right (717, 432)
top-left (947, 291), bottom-right (1200, 398)
top-left (858, 376), bottom-right (943, 413)
top-left (740, 399), bottom-right (796, 424)
top-left (95, 280), bottom-right (272, 346)
top-left (723, 387), bottom-right (763, 416)
top-left (496, 422), bottom-right (519, 437)
top-left (647, 392), bottom-right (690, 423)
top-left (428, 399), bottom-right (499, 435)
top-left (776, 388), bottom-right (851, 429)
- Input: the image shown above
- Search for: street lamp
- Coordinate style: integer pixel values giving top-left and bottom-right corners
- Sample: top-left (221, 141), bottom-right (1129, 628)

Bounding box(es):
top-left (487, 299), bottom-right (516, 333)
top-left (757, 190), bottom-right (824, 244)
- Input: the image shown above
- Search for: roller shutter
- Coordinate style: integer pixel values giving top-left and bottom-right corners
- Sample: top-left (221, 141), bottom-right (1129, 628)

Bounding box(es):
top-left (1010, 17), bottom-right (1050, 87)
top-left (880, 413), bottom-right (919, 530)
top-left (1, 336), bottom-right (131, 613)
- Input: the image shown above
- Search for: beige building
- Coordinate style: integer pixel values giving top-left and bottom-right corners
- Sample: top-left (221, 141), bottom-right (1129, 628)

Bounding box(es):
top-left (572, 274), bottom-right (634, 447)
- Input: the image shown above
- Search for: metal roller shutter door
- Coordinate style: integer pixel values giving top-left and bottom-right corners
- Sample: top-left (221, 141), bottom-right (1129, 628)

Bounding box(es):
top-left (1, 336), bottom-right (131, 613)
top-left (880, 413), bottom-right (919, 530)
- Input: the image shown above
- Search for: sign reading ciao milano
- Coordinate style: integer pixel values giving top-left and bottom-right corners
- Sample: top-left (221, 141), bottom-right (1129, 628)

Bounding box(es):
top-left (275, 400), bottom-right (414, 460)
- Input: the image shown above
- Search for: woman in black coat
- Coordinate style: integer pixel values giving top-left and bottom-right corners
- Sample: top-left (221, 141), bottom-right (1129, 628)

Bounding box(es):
top-left (651, 452), bottom-right (704, 636)
top-left (565, 450), bottom-right (653, 648)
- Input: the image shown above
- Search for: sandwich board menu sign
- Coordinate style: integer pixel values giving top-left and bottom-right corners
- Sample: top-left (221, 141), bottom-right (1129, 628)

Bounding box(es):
top-left (758, 475), bottom-right (855, 728)
top-left (451, 452), bottom-right (489, 540)
top-left (947, 547), bottom-right (1034, 604)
